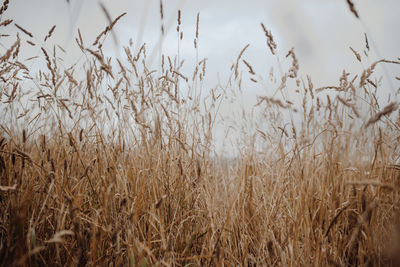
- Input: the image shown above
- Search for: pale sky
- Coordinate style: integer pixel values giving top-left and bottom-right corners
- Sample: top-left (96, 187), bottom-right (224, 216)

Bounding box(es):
top-left (3, 0), bottom-right (399, 88)
top-left (2, 0), bottom-right (400, 153)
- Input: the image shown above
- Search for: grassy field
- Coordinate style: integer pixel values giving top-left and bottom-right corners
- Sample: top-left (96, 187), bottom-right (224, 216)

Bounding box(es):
top-left (1, 1), bottom-right (400, 266)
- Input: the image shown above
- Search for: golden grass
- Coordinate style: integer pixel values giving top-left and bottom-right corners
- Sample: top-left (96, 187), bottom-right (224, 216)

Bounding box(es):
top-left (1, 3), bottom-right (400, 266)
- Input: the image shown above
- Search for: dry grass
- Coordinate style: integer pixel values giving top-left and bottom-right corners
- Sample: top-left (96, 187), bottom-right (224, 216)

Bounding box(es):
top-left (1, 3), bottom-right (400, 266)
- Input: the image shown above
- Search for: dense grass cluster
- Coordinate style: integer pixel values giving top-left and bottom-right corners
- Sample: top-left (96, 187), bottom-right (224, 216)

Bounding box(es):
top-left (1, 1), bottom-right (400, 266)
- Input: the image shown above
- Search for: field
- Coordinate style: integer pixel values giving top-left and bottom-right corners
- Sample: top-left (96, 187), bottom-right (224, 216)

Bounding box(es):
top-left (1, 1), bottom-right (400, 266)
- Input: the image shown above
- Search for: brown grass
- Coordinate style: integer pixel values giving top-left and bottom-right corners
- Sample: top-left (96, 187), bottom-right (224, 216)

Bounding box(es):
top-left (1, 3), bottom-right (400, 266)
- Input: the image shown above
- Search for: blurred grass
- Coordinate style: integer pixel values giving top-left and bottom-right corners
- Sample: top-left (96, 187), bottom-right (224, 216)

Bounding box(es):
top-left (1, 1), bottom-right (400, 266)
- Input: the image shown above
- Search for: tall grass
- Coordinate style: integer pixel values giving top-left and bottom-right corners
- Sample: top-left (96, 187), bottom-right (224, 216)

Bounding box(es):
top-left (1, 1), bottom-right (400, 266)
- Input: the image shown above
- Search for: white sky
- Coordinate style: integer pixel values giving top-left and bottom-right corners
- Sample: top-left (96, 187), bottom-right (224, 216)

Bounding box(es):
top-left (2, 0), bottom-right (400, 152)
top-left (3, 0), bottom-right (399, 85)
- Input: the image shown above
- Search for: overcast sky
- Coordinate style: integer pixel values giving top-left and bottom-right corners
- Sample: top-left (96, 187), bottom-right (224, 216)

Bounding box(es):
top-left (4, 0), bottom-right (399, 87)
top-left (2, 0), bottom-right (399, 153)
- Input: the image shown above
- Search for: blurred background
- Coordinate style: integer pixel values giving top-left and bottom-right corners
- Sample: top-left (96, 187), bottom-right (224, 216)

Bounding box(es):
top-left (3, 0), bottom-right (399, 85)
top-left (2, 0), bottom-right (400, 152)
